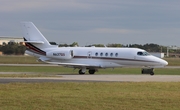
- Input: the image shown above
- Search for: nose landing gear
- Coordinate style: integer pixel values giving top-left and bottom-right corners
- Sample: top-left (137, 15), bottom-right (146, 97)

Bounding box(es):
top-left (142, 68), bottom-right (154, 75)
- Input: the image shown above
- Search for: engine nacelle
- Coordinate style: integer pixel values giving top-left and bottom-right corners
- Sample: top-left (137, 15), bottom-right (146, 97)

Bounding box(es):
top-left (46, 49), bottom-right (74, 60)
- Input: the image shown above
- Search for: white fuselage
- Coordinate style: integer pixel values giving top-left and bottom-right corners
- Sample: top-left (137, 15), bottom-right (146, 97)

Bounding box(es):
top-left (27, 47), bottom-right (168, 68)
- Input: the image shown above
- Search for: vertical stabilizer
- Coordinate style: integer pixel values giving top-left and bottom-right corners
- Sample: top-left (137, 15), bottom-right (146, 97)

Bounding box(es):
top-left (21, 22), bottom-right (51, 49)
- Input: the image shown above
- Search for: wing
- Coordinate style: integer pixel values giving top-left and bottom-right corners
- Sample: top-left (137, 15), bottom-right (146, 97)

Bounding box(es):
top-left (45, 61), bottom-right (102, 68)
top-left (38, 57), bottom-right (122, 68)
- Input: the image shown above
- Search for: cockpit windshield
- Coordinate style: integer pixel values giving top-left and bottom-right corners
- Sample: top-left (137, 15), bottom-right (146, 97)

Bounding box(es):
top-left (137, 51), bottom-right (151, 56)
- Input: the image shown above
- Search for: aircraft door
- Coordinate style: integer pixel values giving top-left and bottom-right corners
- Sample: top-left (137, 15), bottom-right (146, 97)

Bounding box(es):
top-left (87, 51), bottom-right (92, 58)
top-left (70, 50), bottom-right (74, 57)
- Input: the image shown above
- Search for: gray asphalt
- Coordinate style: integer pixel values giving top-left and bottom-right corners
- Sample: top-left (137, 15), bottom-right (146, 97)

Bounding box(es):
top-left (0, 75), bottom-right (180, 83)
top-left (0, 64), bottom-right (180, 83)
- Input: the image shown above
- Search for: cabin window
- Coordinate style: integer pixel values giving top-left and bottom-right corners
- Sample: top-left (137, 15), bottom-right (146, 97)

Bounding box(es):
top-left (115, 53), bottom-right (118, 57)
top-left (110, 53), bottom-right (113, 57)
top-left (105, 53), bottom-right (108, 56)
top-left (100, 52), bottom-right (103, 56)
top-left (95, 52), bottom-right (98, 56)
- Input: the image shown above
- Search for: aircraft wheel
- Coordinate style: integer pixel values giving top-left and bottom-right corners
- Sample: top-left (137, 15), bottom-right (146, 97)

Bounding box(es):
top-left (150, 71), bottom-right (154, 76)
top-left (141, 69), bottom-right (144, 74)
top-left (141, 68), bottom-right (154, 75)
top-left (150, 68), bottom-right (154, 76)
top-left (89, 69), bottom-right (95, 74)
top-left (79, 69), bottom-right (85, 75)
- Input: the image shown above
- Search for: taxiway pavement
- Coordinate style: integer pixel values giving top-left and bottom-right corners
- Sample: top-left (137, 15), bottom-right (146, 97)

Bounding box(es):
top-left (0, 75), bottom-right (180, 83)
top-left (0, 64), bottom-right (180, 83)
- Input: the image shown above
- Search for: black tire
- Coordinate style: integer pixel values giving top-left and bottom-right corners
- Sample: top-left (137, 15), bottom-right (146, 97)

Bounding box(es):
top-left (89, 69), bottom-right (95, 74)
top-left (150, 71), bottom-right (154, 76)
top-left (141, 69), bottom-right (144, 74)
top-left (79, 69), bottom-right (85, 75)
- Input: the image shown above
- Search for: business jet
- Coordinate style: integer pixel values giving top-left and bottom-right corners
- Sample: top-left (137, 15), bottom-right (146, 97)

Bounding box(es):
top-left (21, 22), bottom-right (168, 75)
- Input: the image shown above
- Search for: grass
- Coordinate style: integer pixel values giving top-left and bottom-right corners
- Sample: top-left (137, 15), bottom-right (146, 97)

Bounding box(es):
top-left (0, 82), bottom-right (180, 110)
top-left (0, 73), bottom-right (62, 78)
top-left (0, 66), bottom-right (75, 73)
top-left (0, 56), bottom-right (41, 64)
top-left (164, 58), bottom-right (180, 66)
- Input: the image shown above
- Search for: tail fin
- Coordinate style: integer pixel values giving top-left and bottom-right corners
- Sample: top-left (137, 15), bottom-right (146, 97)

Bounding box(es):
top-left (21, 22), bottom-right (51, 49)
top-left (21, 22), bottom-right (57, 56)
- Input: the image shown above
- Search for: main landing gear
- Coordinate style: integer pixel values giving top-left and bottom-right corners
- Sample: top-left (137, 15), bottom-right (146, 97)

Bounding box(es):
top-left (79, 69), bottom-right (85, 74)
top-left (78, 68), bottom-right (96, 75)
top-left (141, 68), bottom-right (154, 75)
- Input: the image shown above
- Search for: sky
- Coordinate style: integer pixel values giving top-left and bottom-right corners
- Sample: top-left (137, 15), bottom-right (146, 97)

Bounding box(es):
top-left (0, 0), bottom-right (180, 46)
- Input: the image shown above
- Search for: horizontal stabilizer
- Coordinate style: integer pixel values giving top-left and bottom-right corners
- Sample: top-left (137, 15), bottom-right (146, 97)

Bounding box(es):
top-left (24, 41), bottom-right (44, 44)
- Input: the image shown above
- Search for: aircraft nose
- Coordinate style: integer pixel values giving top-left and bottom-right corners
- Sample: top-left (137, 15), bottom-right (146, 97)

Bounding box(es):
top-left (161, 59), bottom-right (168, 66)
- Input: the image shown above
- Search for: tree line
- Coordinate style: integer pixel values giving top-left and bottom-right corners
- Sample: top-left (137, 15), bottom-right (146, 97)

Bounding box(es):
top-left (58, 43), bottom-right (180, 53)
top-left (0, 41), bottom-right (180, 55)
top-left (0, 42), bottom-right (26, 55)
